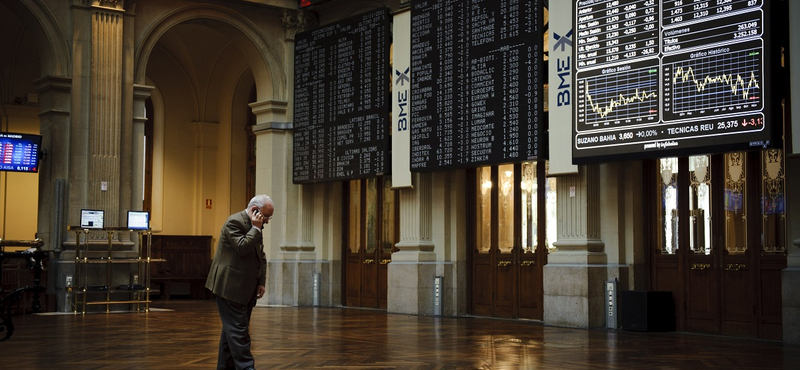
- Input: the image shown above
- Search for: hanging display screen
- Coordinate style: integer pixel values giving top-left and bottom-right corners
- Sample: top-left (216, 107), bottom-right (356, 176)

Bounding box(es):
top-left (572, 0), bottom-right (782, 163)
top-left (0, 132), bottom-right (41, 173)
top-left (410, 0), bottom-right (545, 171)
top-left (292, 7), bottom-right (391, 183)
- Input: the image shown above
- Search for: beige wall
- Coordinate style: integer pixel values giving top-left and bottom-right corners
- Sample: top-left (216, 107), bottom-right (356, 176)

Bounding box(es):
top-left (0, 105), bottom-right (40, 246)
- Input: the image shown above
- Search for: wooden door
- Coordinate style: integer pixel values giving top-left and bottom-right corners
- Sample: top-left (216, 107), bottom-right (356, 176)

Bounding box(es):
top-left (650, 157), bottom-right (683, 329)
top-left (344, 178), bottom-right (396, 309)
top-left (518, 162), bottom-right (547, 319)
top-left (757, 149), bottom-right (788, 340)
top-left (344, 180), bottom-right (363, 306)
top-left (472, 166), bottom-right (496, 317)
top-left (684, 155), bottom-right (720, 333)
top-left (650, 151), bottom-right (787, 339)
top-left (719, 152), bottom-right (756, 336)
top-left (471, 162), bottom-right (547, 320)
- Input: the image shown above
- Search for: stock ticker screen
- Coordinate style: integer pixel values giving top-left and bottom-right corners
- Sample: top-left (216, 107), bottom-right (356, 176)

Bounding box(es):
top-left (572, 0), bottom-right (784, 163)
top-left (0, 132), bottom-right (41, 173)
top-left (292, 8), bottom-right (391, 183)
top-left (410, 0), bottom-right (545, 171)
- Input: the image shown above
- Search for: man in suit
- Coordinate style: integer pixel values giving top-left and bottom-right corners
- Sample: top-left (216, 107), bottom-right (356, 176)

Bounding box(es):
top-left (206, 194), bottom-right (273, 370)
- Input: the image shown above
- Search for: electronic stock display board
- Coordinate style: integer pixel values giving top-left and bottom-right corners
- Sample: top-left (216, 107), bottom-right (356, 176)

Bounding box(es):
top-left (573, 0), bottom-right (782, 163)
top-left (410, 0), bottom-right (545, 171)
top-left (293, 8), bottom-right (390, 183)
top-left (0, 132), bottom-right (41, 173)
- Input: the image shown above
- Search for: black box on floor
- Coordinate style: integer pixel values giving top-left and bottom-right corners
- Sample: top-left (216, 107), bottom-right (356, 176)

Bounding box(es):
top-left (620, 291), bottom-right (675, 332)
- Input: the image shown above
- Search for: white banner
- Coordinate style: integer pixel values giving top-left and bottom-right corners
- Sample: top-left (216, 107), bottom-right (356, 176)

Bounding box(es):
top-left (392, 10), bottom-right (413, 188)
top-left (548, 1), bottom-right (579, 175)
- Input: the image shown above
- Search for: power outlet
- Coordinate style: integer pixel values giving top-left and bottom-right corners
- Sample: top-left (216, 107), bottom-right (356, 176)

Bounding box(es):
top-left (65, 274), bottom-right (73, 287)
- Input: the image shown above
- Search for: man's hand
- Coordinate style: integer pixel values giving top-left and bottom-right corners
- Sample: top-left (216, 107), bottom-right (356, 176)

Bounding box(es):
top-left (249, 207), bottom-right (266, 229)
top-left (256, 285), bottom-right (265, 299)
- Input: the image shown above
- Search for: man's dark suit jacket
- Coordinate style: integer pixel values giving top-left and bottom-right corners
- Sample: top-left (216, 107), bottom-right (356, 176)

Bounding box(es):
top-left (205, 210), bottom-right (267, 305)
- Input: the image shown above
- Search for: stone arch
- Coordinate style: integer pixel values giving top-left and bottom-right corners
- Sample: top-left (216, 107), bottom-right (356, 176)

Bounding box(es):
top-left (133, 4), bottom-right (284, 102)
top-left (13, 0), bottom-right (71, 77)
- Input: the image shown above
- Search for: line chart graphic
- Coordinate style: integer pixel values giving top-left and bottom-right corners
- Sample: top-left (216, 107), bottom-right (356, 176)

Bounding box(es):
top-left (663, 43), bottom-right (762, 120)
top-left (672, 67), bottom-right (759, 100)
top-left (577, 63), bottom-right (660, 127)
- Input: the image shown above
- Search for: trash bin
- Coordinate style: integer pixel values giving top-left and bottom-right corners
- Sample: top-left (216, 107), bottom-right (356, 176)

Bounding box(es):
top-left (620, 291), bottom-right (675, 332)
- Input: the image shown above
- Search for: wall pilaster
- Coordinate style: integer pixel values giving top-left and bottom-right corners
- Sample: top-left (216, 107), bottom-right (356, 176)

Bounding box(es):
top-left (191, 121), bottom-right (219, 234)
top-left (394, 172), bottom-right (435, 258)
top-left (544, 165), bottom-right (609, 328)
top-left (389, 172), bottom-right (437, 315)
top-left (86, 2), bottom-right (125, 227)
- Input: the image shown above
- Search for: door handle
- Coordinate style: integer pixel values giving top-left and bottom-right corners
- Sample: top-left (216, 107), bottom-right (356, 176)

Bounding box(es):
top-left (497, 261), bottom-right (511, 267)
top-left (690, 263), bottom-right (711, 270)
top-left (725, 263), bottom-right (746, 271)
top-left (380, 259), bottom-right (391, 265)
top-left (520, 261), bottom-right (534, 267)
top-left (363, 259), bottom-right (374, 264)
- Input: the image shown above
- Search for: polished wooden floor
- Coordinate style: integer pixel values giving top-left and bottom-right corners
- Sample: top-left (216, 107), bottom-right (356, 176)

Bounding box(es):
top-left (3, 299), bottom-right (800, 369)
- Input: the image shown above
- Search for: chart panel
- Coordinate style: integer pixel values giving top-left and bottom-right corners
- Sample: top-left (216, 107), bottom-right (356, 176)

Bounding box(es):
top-left (572, 0), bottom-right (780, 163)
top-left (576, 59), bottom-right (660, 131)
top-left (663, 41), bottom-right (762, 120)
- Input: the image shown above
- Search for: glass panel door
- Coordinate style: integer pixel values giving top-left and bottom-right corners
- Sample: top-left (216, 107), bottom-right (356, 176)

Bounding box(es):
top-left (477, 166), bottom-right (493, 254)
top-left (761, 149), bottom-right (786, 254)
top-left (495, 164), bottom-right (516, 318)
top-left (689, 155), bottom-right (712, 255)
top-left (472, 166), bottom-right (494, 316)
top-left (658, 158), bottom-right (679, 254)
top-left (361, 178), bottom-right (379, 308)
top-left (521, 162), bottom-right (536, 254)
top-left (471, 162), bottom-right (548, 320)
top-left (345, 180), bottom-right (362, 306)
top-left (758, 149), bottom-right (787, 340)
top-left (724, 152), bottom-right (747, 255)
top-left (519, 161), bottom-right (545, 320)
top-left (343, 178), bottom-right (396, 309)
top-left (497, 164), bottom-right (515, 254)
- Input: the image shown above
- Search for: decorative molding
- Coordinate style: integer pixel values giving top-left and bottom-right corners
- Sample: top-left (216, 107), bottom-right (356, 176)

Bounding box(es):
top-left (92, 0), bottom-right (124, 10)
top-left (282, 9), bottom-right (317, 40)
top-left (252, 122), bottom-right (292, 132)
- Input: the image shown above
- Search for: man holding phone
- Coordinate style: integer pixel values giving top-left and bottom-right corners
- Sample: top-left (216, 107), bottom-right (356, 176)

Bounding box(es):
top-left (206, 194), bottom-right (273, 370)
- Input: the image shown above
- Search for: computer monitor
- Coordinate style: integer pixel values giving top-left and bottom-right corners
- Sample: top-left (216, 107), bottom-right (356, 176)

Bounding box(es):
top-left (127, 211), bottom-right (150, 230)
top-left (80, 209), bottom-right (105, 229)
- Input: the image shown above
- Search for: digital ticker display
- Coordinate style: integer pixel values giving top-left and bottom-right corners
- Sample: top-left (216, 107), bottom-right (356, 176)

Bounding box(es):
top-left (572, 0), bottom-right (782, 163)
top-left (0, 132), bottom-right (41, 173)
top-left (292, 8), bottom-right (391, 183)
top-left (410, 0), bottom-right (545, 172)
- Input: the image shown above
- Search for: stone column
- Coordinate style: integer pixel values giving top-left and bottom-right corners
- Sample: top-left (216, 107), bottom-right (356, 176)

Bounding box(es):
top-left (35, 75), bottom-right (73, 311)
top-left (250, 99), bottom-right (299, 306)
top-left (544, 165), bottom-right (608, 328)
top-left (131, 84), bottom-right (153, 213)
top-left (389, 172), bottom-right (437, 315)
top-left (258, 10), bottom-right (320, 307)
top-left (782, 0), bottom-right (800, 346)
top-left (85, 1), bottom-right (125, 227)
top-left (129, 84), bottom-right (152, 254)
top-left (35, 76), bottom-right (73, 253)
